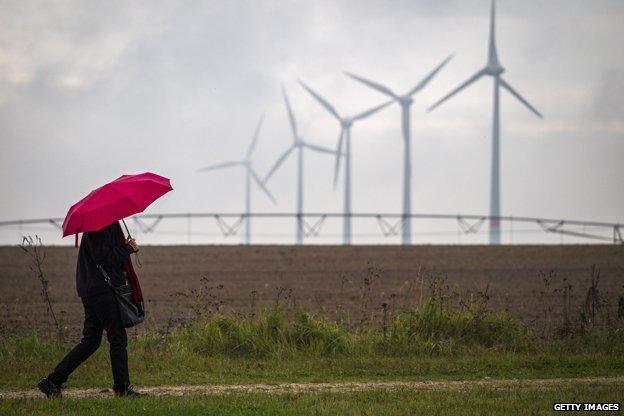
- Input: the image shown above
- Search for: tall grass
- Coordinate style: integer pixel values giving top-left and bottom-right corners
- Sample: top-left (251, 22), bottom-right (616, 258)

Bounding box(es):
top-left (172, 307), bottom-right (354, 358)
top-left (136, 296), bottom-right (530, 360)
top-left (3, 298), bottom-right (620, 364)
top-left (385, 298), bottom-right (528, 354)
top-left (2, 299), bottom-right (622, 390)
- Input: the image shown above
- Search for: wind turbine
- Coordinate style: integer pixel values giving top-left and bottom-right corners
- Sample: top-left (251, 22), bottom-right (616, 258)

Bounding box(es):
top-left (428, 0), bottom-right (542, 245)
top-left (345, 54), bottom-right (453, 245)
top-left (298, 80), bottom-right (392, 245)
top-left (263, 87), bottom-right (337, 245)
top-left (197, 115), bottom-right (276, 245)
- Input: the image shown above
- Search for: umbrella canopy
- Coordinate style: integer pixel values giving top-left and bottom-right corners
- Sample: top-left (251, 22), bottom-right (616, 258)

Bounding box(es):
top-left (62, 172), bottom-right (173, 237)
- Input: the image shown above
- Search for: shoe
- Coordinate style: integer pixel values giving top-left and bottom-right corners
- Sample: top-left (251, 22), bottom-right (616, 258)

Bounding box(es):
top-left (37, 378), bottom-right (62, 399)
top-left (114, 385), bottom-right (145, 397)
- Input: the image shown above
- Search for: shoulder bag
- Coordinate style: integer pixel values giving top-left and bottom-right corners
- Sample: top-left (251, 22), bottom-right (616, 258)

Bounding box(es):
top-left (96, 265), bottom-right (145, 328)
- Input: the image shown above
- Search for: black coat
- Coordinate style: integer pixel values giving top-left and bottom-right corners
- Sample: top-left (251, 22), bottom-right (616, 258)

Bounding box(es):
top-left (76, 222), bottom-right (134, 298)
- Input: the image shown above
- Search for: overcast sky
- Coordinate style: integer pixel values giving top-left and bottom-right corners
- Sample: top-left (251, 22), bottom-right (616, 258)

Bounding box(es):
top-left (0, 0), bottom-right (622, 245)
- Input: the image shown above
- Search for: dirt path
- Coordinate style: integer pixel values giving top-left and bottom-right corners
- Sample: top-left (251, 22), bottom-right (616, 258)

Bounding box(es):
top-left (2, 376), bottom-right (623, 399)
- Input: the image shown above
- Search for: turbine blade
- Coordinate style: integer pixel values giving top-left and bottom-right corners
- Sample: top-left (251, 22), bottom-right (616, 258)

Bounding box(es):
top-left (303, 142), bottom-right (336, 155)
top-left (245, 114), bottom-right (264, 159)
top-left (197, 161), bottom-right (241, 172)
top-left (264, 145), bottom-right (295, 183)
top-left (488, 0), bottom-right (500, 66)
top-left (351, 100), bottom-right (393, 121)
top-left (298, 80), bottom-right (341, 121)
top-left (427, 68), bottom-right (487, 112)
top-left (282, 85), bottom-right (298, 139)
top-left (250, 168), bottom-right (277, 204)
top-left (333, 129), bottom-right (345, 188)
top-left (344, 72), bottom-right (398, 99)
top-left (407, 54), bottom-right (454, 97)
top-left (499, 78), bottom-right (543, 118)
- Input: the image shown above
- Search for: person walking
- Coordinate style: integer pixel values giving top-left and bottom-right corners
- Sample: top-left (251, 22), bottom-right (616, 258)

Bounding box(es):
top-left (37, 221), bottom-right (143, 398)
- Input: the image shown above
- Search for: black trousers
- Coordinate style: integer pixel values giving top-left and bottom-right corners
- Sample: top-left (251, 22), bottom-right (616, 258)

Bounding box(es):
top-left (48, 290), bottom-right (130, 391)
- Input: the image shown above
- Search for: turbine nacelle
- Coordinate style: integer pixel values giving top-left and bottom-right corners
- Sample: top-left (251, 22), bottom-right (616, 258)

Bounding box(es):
top-left (340, 119), bottom-right (353, 129)
top-left (398, 96), bottom-right (414, 107)
top-left (485, 63), bottom-right (505, 77)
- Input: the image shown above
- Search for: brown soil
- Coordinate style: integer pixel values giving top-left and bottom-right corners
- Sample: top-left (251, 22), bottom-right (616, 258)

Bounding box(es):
top-left (1, 245), bottom-right (623, 337)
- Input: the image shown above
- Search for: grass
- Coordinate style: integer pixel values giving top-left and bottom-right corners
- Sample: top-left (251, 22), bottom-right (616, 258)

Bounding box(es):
top-left (1, 300), bottom-right (623, 390)
top-left (2, 298), bottom-right (623, 415)
top-left (2, 381), bottom-right (623, 415)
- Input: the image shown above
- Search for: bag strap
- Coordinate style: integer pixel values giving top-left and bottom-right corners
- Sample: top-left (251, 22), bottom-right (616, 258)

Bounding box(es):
top-left (96, 264), bottom-right (114, 287)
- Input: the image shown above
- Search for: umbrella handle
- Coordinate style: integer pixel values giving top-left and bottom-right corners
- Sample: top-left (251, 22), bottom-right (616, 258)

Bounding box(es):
top-left (121, 218), bottom-right (141, 268)
top-left (121, 218), bottom-right (132, 239)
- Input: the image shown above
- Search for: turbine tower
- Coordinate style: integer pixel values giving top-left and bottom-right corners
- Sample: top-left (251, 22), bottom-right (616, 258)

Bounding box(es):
top-left (428, 0), bottom-right (542, 245)
top-left (263, 87), bottom-right (337, 245)
top-left (345, 54), bottom-right (453, 245)
top-left (298, 80), bottom-right (392, 245)
top-left (197, 115), bottom-right (276, 245)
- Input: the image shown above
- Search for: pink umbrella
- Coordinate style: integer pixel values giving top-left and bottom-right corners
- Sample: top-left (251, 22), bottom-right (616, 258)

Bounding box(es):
top-left (63, 172), bottom-right (173, 245)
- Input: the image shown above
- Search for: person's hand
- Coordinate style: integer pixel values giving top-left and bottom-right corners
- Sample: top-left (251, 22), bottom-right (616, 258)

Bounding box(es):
top-left (126, 237), bottom-right (139, 252)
